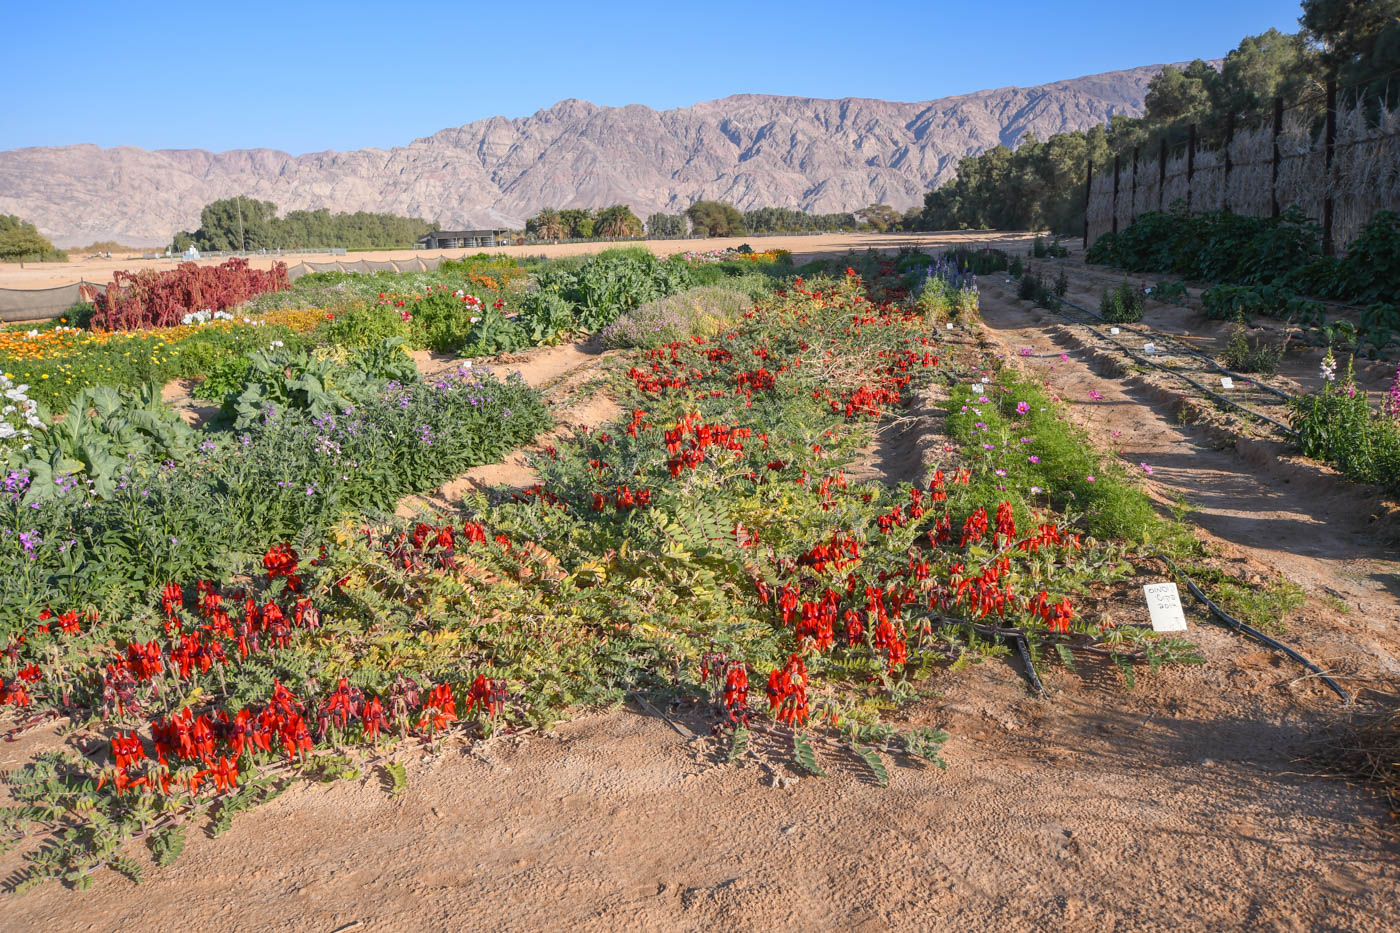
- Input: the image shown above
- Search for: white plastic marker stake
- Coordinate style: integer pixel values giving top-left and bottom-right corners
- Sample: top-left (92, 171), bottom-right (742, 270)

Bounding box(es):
top-left (947, 323), bottom-right (955, 330)
top-left (1110, 327), bottom-right (1120, 335)
top-left (1143, 583), bottom-right (1188, 632)
top-left (1143, 342), bottom-right (1157, 354)
top-left (971, 383), bottom-right (984, 394)
top-left (1220, 376), bottom-right (1234, 390)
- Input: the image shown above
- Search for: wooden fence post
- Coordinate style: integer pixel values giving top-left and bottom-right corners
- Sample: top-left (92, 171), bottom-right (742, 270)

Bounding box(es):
top-left (1111, 154), bottom-right (1121, 234)
top-left (1130, 145), bottom-right (1139, 223)
top-left (1083, 159), bottom-right (1092, 249)
top-left (1271, 96), bottom-right (1283, 218)
top-left (1323, 77), bottom-right (1337, 256)
top-left (1186, 124), bottom-right (1197, 213)
top-left (1158, 137), bottom-right (1167, 211)
top-left (1223, 111), bottom-right (1235, 212)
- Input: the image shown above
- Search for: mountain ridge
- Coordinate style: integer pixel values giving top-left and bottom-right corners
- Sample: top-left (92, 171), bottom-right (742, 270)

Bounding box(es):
top-left (0, 64), bottom-right (1175, 246)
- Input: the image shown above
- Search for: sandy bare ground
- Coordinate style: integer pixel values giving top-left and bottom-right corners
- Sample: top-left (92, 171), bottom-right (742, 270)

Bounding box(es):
top-left (5, 283), bottom-right (1399, 930)
top-left (0, 232), bottom-right (1034, 290)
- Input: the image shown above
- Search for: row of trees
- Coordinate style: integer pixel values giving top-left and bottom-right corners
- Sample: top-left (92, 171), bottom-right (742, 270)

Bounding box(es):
top-left (912, 0), bottom-right (1400, 235)
top-left (171, 199), bottom-right (435, 252)
top-left (0, 215), bottom-right (66, 262)
top-left (525, 205), bottom-right (644, 240)
top-left (526, 201), bottom-right (892, 239)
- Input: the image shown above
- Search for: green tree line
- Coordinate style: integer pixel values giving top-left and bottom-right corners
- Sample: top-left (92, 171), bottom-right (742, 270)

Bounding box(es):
top-left (0, 215), bottom-right (67, 263)
top-left (527, 201), bottom-right (893, 239)
top-left (911, 0), bottom-right (1400, 236)
top-left (172, 199), bottom-right (435, 252)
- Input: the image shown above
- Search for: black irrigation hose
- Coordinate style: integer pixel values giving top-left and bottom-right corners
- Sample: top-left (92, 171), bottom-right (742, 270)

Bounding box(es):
top-left (931, 616), bottom-right (1049, 697)
top-left (1019, 275), bottom-right (1298, 401)
top-left (999, 265), bottom-right (1297, 396)
top-left (1133, 553), bottom-right (1352, 704)
top-left (1008, 631), bottom-right (1048, 698)
top-left (1006, 278), bottom-right (1300, 437)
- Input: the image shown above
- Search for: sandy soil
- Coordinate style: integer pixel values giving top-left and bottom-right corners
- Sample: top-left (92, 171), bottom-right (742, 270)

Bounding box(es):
top-left (1026, 255), bottom-right (1399, 400)
top-left (5, 271), bottom-right (1400, 931)
top-left (974, 281), bottom-right (1400, 678)
top-left (0, 232), bottom-right (1035, 291)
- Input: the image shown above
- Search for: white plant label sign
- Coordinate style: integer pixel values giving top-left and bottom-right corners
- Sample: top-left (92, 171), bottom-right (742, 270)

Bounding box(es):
top-left (1220, 377), bottom-right (1234, 389)
top-left (1143, 583), bottom-right (1187, 633)
top-left (947, 323), bottom-right (955, 330)
top-left (1110, 327), bottom-right (1120, 335)
top-left (1143, 342), bottom-right (1157, 354)
top-left (971, 383), bottom-right (984, 394)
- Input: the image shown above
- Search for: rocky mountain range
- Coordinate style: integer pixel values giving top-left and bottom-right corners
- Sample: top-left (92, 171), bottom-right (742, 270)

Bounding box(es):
top-left (0, 64), bottom-right (1172, 246)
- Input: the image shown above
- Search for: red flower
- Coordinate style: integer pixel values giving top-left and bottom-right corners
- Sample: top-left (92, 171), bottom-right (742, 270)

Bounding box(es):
top-left (361, 696), bottom-right (388, 741)
top-left (466, 675), bottom-right (507, 718)
top-left (112, 731), bottom-right (146, 770)
top-left (766, 654), bottom-right (809, 726)
top-left (211, 755), bottom-right (240, 793)
top-left (417, 683), bottom-right (458, 733)
top-left (161, 582), bottom-right (183, 617)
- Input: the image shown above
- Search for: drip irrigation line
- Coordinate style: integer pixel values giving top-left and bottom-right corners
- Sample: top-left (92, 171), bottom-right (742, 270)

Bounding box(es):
top-left (1006, 277), bottom-right (1299, 437)
top-left (1133, 553), bottom-right (1351, 704)
top-left (930, 616), bottom-right (1049, 697)
top-left (1008, 631), bottom-right (1047, 698)
top-left (1038, 281), bottom-right (1297, 402)
top-left (1062, 257), bottom-right (1392, 339)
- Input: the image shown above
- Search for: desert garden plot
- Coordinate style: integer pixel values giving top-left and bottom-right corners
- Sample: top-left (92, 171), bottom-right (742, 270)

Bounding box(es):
top-left (0, 248), bottom-right (1346, 891)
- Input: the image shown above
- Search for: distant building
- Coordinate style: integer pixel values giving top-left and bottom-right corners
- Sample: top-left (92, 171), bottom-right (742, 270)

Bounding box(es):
top-left (415, 230), bottom-right (507, 250)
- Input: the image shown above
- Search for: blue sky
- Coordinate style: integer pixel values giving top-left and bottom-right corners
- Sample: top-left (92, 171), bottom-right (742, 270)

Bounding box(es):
top-left (7, 0), bottom-right (1305, 154)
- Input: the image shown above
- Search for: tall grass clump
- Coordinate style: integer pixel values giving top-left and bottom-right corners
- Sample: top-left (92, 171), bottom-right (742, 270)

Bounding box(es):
top-left (600, 285), bottom-right (751, 349)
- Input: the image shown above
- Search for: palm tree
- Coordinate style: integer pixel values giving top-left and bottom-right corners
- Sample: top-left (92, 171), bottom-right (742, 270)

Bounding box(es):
top-left (595, 205), bottom-right (643, 238)
top-left (531, 208), bottom-right (566, 241)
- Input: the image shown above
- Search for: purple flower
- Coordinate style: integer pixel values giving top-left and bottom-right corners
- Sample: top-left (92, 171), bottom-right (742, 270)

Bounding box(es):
top-left (1028, 455), bottom-right (1040, 464)
top-left (1016, 401), bottom-right (1030, 415)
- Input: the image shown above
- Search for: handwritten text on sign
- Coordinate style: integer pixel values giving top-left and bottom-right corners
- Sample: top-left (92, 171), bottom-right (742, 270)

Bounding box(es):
top-left (1143, 583), bottom-right (1188, 632)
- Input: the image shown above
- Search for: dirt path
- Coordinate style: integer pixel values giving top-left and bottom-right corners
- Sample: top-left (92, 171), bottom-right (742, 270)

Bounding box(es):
top-left (5, 663), bottom-right (1394, 932)
top-left (1022, 255), bottom-right (1398, 399)
top-left (974, 281), bottom-right (1400, 683)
